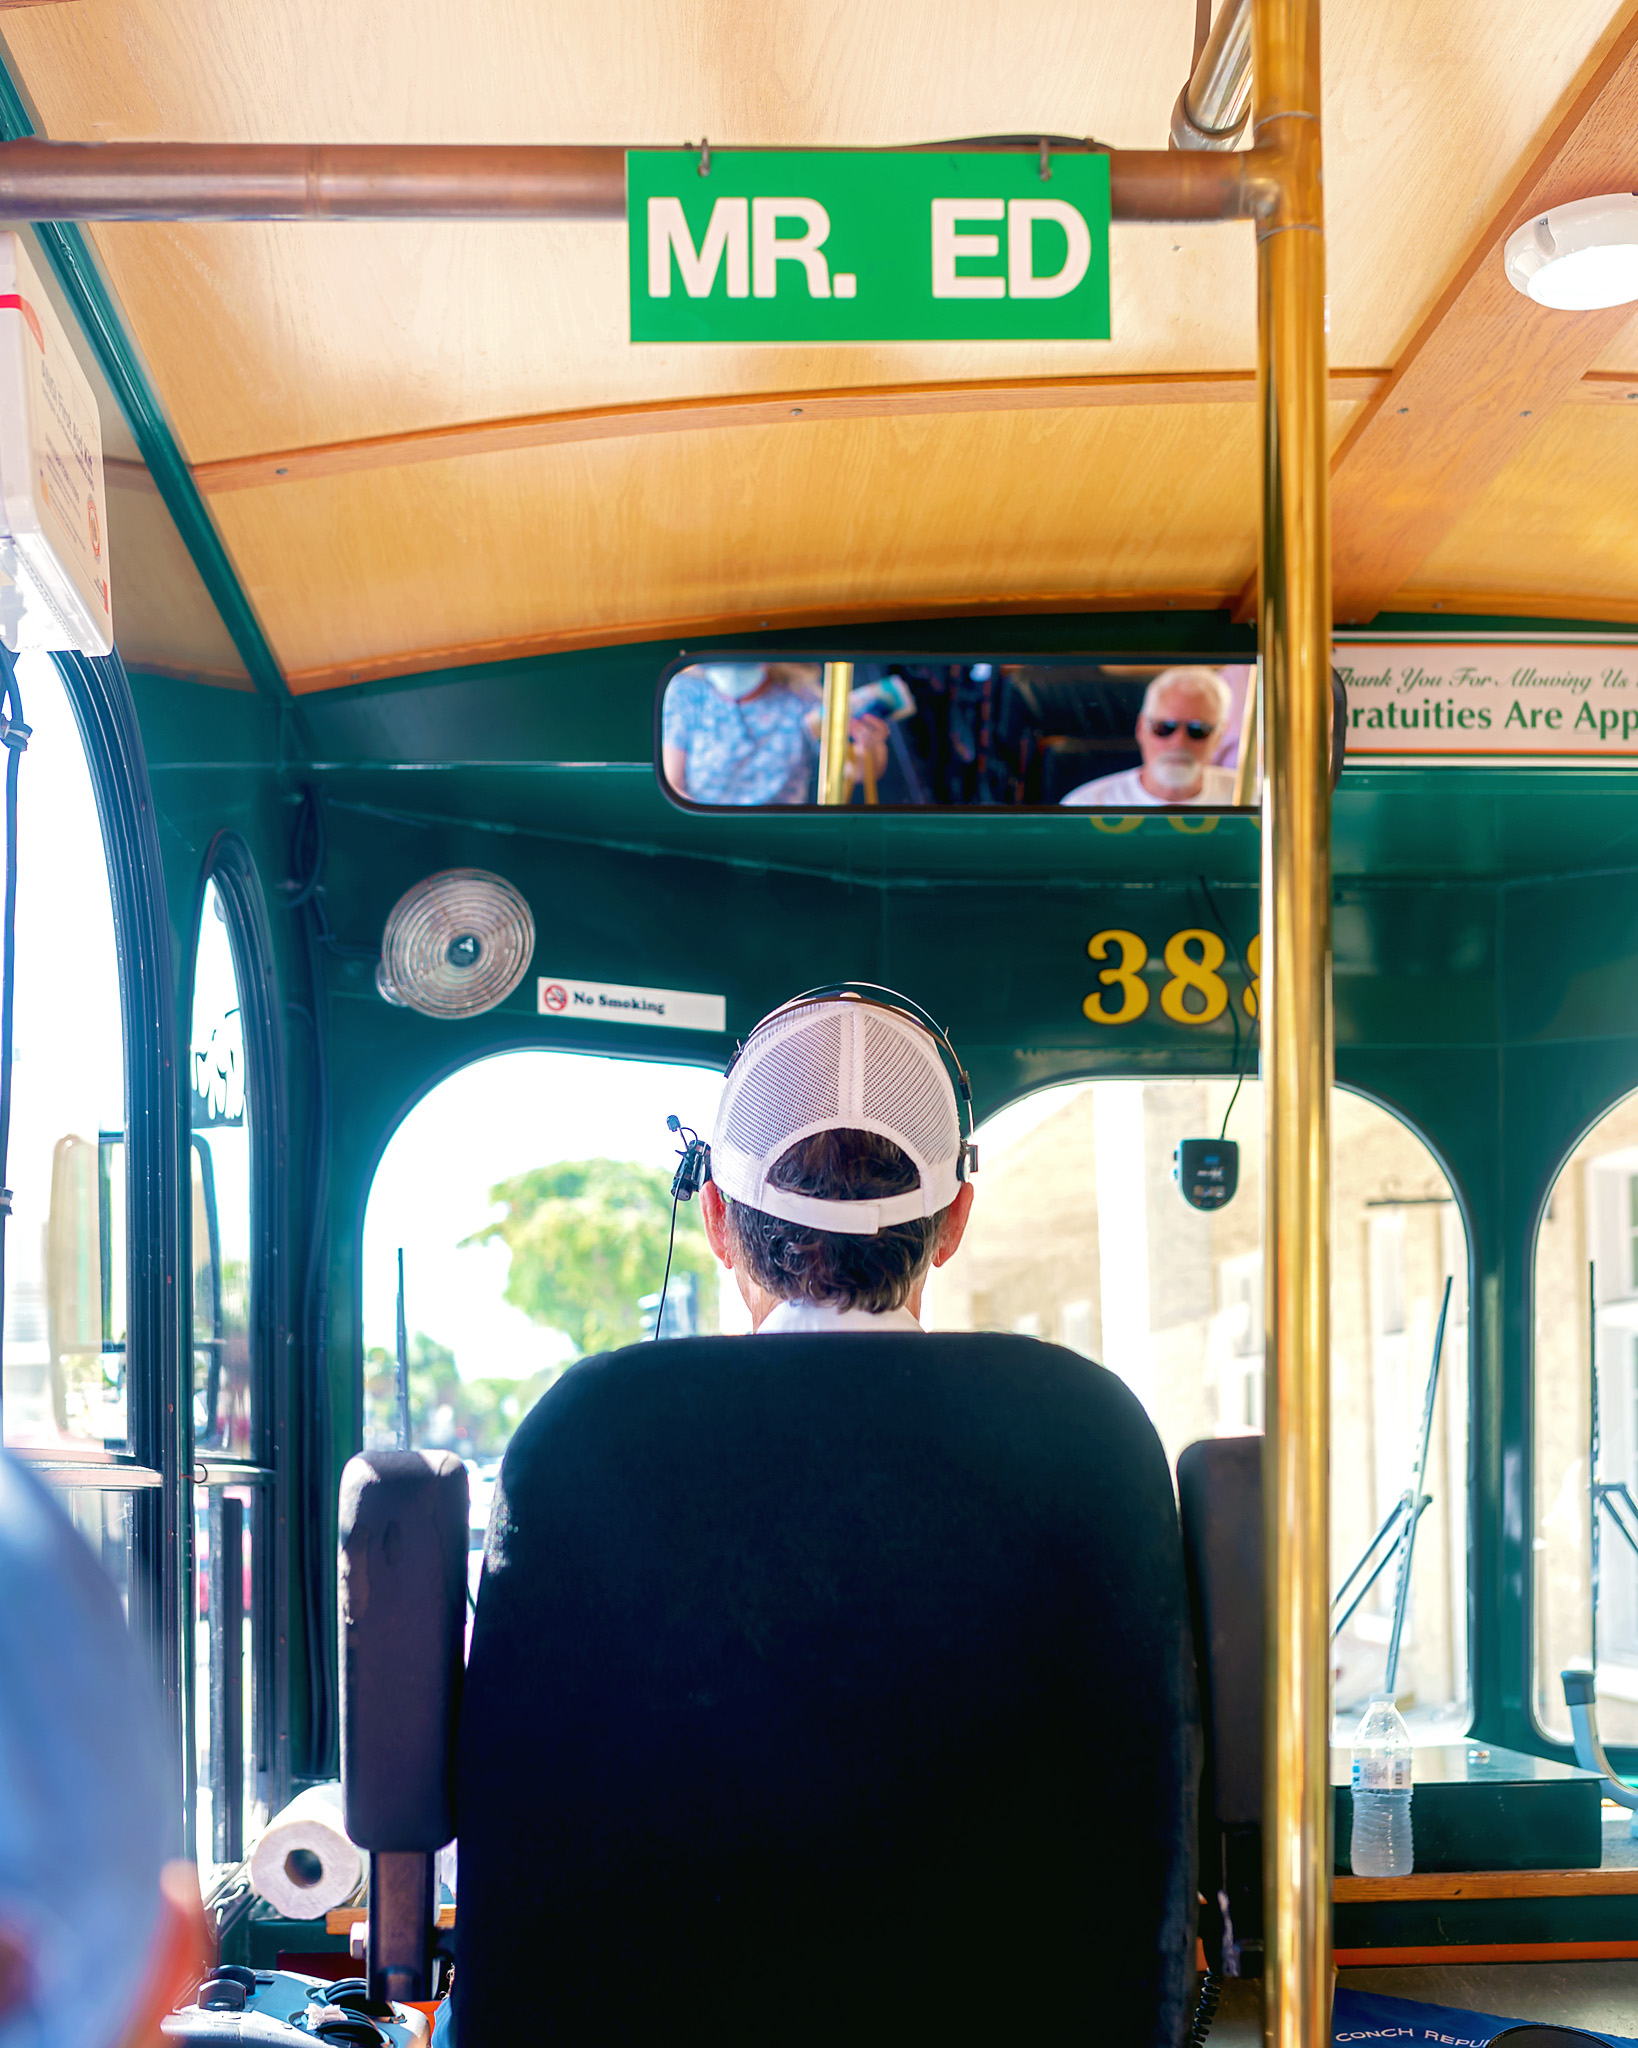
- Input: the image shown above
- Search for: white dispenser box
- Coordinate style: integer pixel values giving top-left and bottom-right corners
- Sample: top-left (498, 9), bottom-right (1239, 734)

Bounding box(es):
top-left (0, 231), bottom-right (111, 655)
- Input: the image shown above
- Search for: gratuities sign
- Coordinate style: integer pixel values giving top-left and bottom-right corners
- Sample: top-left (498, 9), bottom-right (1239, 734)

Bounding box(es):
top-left (627, 149), bottom-right (1111, 344)
top-left (1337, 643), bottom-right (1638, 760)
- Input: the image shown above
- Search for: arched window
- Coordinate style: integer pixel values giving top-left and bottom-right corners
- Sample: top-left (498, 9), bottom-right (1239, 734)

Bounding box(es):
top-left (188, 844), bottom-right (284, 1874)
top-left (3, 655), bottom-right (126, 1451)
top-left (191, 876), bottom-right (254, 1458)
top-left (923, 1077), bottom-right (1471, 1740)
top-left (1, 653), bottom-right (134, 1600)
top-left (1534, 1091), bottom-right (1638, 1743)
top-left (360, 1049), bottom-right (722, 1554)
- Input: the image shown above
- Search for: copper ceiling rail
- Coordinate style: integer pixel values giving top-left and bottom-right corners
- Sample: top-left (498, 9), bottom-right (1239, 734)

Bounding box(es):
top-left (0, 141), bottom-right (633, 220)
top-left (0, 137), bottom-right (1272, 223)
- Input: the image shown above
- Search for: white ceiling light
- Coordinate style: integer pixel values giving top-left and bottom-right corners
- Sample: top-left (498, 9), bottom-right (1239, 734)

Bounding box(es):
top-left (1504, 194), bottom-right (1638, 311)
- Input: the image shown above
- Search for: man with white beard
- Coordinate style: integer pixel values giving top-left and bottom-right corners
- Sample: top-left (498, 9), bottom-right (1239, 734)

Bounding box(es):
top-left (1060, 666), bottom-right (1237, 807)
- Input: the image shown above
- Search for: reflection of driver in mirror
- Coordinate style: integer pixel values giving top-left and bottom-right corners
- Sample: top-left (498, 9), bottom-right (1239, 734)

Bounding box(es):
top-left (662, 663), bottom-right (887, 806)
top-left (1058, 667), bottom-right (1237, 808)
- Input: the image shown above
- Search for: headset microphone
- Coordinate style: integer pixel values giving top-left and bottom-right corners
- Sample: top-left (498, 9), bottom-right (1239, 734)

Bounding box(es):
top-left (652, 1116), bottom-right (711, 1341)
top-left (666, 1115), bottom-right (710, 1201)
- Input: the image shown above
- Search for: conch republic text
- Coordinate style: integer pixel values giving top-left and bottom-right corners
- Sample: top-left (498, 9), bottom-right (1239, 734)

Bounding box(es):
top-left (1335, 644), bottom-right (1638, 757)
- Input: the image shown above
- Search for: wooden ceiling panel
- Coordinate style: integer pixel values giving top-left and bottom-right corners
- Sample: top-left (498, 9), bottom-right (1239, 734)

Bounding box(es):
top-left (1326, 5), bottom-right (1638, 624)
top-left (1321, 0), bottom-right (1633, 369)
top-left (204, 399), bottom-right (1362, 690)
top-left (1, 0), bottom-right (1186, 152)
top-left (1396, 406), bottom-right (1638, 617)
top-left (0, 0), bottom-right (1624, 447)
top-left (1585, 310), bottom-right (1638, 376)
top-left (103, 468), bottom-right (251, 682)
top-left (73, 219), bottom-right (1262, 462)
top-left (4, 0), bottom-right (1635, 674)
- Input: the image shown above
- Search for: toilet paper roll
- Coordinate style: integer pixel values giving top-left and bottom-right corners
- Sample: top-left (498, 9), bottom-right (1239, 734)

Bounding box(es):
top-left (247, 1782), bottom-right (364, 1919)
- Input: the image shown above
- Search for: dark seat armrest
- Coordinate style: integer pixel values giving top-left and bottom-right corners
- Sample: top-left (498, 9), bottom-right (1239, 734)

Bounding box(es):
top-left (338, 1449), bottom-right (469, 2001)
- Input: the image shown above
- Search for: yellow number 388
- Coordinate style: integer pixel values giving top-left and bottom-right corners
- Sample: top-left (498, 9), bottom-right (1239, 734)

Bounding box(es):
top-left (1083, 928), bottom-right (1261, 1026)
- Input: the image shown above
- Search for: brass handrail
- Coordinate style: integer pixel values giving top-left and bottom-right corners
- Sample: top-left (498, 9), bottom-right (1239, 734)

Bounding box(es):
top-left (1231, 668), bottom-right (1261, 807)
top-left (1254, 0), bottom-right (1333, 2040)
top-left (816, 661), bottom-right (854, 806)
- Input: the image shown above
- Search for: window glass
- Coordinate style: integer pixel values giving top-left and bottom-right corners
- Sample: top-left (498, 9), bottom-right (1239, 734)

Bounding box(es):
top-left (188, 875), bottom-right (266, 1875)
top-left (2, 654), bottom-right (126, 1453)
top-left (923, 1078), bottom-right (1470, 1741)
top-left (1533, 1096), bottom-right (1638, 1742)
top-left (1628, 1173), bottom-right (1638, 1292)
top-left (193, 1480), bottom-right (257, 1871)
top-left (190, 879), bottom-right (253, 1457)
top-left (55, 1484), bottom-right (136, 1614)
top-left (361, 1052), bottom-right (723, 1592)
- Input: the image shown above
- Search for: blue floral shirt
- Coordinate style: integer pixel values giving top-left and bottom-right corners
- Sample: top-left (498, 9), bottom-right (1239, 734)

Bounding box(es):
top-left (662, 669), bottom-right (817, 805)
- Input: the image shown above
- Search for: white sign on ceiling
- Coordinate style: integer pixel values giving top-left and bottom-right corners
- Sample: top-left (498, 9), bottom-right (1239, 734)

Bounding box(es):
top-left (537, 976), bottom-right (726, 1033)
top-left (1336, 642), bottom-right (1638, 760)
top-left (0, 233), bottom-right (112, 656)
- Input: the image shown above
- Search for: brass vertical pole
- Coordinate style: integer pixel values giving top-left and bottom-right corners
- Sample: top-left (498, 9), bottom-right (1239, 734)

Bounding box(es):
top-left (1254, 0), bottom-right (1332, 2040)
top-left (818, 661), bottom-right (854, 806)
top-left (1232, 666), bottom-right (1261, 808)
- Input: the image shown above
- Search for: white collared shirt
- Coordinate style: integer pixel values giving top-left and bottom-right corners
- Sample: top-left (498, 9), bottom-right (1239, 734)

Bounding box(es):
top-left (756, 1299), bottom-right (923, 1336)
top-left (1059, 763), bottom-right (1238, 808)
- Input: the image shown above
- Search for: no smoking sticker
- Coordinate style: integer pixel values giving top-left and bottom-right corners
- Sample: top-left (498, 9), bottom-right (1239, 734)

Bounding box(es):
top-left (537, 976), bottom-right (726, 1032)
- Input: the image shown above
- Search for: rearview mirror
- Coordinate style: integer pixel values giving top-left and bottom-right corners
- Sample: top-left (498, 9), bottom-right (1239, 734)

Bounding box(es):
top-left (657, 654), bottom-right (1269, 811)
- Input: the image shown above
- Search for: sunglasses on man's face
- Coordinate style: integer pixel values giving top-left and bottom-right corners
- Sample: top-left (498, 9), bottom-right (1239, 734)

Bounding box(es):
top-left (1148, 718), bottom-right (1215, 741)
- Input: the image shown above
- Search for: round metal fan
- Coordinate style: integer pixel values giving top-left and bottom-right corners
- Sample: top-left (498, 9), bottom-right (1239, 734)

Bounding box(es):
top-left (375, 869), bottom-right (535, 1019)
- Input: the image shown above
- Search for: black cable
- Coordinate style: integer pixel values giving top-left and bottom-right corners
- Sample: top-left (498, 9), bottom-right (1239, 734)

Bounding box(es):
top-left (653, 1119), bottom-right (706, 1341)
top-left (1218, 1067), bottom-right (1245, 1144)
top-left (1196, 873), bottom-right (1256, 1010)
top-left (1196, 874), bottom-right (1259, 1141)
top-left (280, 785), bottom-right (376, 958)
top-left (653, 1192), bottom-right (681, 1341)
top-left (0, 657), bottom-right (27, 1420)
top-left (1189, 1968), bottom-right (1223, 2046)
top-left (281, 781), bottom-right (326, 910)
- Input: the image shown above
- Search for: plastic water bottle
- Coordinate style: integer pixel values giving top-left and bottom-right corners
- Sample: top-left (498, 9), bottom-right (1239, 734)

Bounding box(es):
top-left (1350, 1695), bottom-right (1414, 1877)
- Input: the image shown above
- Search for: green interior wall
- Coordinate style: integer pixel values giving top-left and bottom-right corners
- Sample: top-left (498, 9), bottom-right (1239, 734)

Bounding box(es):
top-left (128, 609), bottom-right (1638, 1776)
top-left (130, 673), bottom-right (328, 1774)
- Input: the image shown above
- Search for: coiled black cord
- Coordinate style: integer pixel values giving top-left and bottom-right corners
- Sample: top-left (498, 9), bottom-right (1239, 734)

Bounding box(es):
top-left (1189, 1967), bottom-right (1223, 2046)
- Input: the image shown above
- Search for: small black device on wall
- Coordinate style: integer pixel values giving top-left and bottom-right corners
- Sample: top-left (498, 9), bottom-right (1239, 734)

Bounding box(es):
top-left (1174, 1138), bottom-right (1239, 1211)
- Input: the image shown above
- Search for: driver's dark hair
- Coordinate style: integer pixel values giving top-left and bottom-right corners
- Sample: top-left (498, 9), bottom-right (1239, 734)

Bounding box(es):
top-left (722, 1128), bottom-right (951, 1313)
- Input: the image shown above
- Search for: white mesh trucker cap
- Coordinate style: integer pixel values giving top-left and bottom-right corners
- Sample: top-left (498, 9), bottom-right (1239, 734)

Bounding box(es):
top-left (712, 992), bottom-right (968, 1235)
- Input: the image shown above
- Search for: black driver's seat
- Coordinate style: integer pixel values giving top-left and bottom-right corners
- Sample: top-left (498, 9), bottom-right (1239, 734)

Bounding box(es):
top-left (451, 1331), bottom-right (1199, 2044)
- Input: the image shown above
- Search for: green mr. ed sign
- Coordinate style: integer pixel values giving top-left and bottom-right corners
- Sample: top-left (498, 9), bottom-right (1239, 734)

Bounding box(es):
top-left (626, 149), bottom-right (1112, 344)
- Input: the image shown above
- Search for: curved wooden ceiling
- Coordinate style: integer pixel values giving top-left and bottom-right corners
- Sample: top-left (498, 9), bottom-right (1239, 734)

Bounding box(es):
top-left (3, 0), bottom-right (1638, 690)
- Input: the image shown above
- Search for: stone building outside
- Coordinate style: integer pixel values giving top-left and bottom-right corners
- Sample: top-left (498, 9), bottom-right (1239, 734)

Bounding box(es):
top-left (1535, 1089), bottom-right (1638, 1743)
top-left (922, 1076), bottom-right (1470, 1740)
